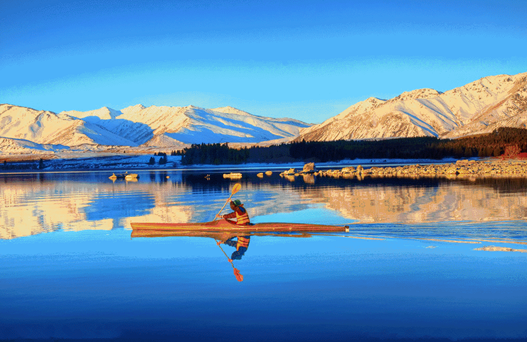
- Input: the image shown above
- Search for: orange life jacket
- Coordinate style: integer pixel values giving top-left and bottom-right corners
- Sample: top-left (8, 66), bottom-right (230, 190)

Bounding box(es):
top-left (235, 208), bottom-right (250, 225)
top-left (236, 236), bottom-right (250, 250)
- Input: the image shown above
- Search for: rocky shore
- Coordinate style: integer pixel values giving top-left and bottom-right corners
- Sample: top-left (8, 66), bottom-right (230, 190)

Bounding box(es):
top-left (280, 159), bottom-right (527, 179)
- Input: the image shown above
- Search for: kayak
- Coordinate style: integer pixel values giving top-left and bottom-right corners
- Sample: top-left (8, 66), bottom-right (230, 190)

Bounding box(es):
top-left (131, 219), bottom-right (349, 232)
top-left (130, 219), bottom-right (349, 238)
top-left (131, 229), bottom-right (328, 239)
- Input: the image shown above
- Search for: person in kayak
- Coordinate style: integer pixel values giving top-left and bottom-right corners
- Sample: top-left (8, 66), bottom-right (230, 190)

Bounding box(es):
top-left (220, 199), bottom-right (250, 225)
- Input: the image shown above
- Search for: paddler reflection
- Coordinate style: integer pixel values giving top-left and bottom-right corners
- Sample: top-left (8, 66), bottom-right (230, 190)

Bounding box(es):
top-left (219, 235), bottom-right (251, 260)
top-left (130, 223), bottom-right (349, 282)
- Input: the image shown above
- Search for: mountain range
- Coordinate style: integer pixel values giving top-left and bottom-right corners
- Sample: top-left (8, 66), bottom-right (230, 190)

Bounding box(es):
top-left (0, 104), bottom-right (309, 154)
top-left (296, 72), bottom-right (527, 142)
top-left (1, 71), bottom-right (526, 155)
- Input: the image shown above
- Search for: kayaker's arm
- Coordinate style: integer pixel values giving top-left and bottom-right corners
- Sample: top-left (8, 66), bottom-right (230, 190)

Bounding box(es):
top-left (222, 212), bottom-right (237, 219)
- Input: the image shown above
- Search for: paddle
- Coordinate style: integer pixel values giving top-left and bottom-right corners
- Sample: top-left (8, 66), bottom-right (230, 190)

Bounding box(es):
top-left (214, 183), bottom-right (244, 282)
top-left (214, 183), bottom-right (241, 220)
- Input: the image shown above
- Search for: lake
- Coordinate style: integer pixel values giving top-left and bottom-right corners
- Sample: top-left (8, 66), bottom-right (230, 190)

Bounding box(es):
top-left (1, 167), bottom-right (526, 342)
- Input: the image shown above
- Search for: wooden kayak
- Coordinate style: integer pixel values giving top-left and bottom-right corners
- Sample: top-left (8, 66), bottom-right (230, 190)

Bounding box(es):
top-left (131, 219), bottom-right (349, 238)
top-left (131, 229), bottom-right (324, 239)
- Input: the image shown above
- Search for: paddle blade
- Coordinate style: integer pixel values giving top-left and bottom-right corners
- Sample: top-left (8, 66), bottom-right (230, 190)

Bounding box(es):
top-left (234, 268), bottom-right (243, 282)
top-left (232, 183), bottom-right (241, 195)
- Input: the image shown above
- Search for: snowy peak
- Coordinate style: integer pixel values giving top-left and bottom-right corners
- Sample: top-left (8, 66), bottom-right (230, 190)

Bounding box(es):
top-left (211, 106), bottom-right (250, 116)
top-left (390, 88), bottom-right (442, 102)
top-left (338, 97), bottom-right (386, 117)
top-left (121, 104), bottom-right (146, 112)
top-left (61, 106), bottom-right (122, 120)
top-left (119, 105), bottom-right (193, 134)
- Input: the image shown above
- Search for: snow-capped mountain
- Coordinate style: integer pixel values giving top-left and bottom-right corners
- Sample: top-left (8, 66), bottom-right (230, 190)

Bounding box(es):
top-left (296, 72), bottom-right (527, 141)
top-left (0, 104), bottom-right (310, 154)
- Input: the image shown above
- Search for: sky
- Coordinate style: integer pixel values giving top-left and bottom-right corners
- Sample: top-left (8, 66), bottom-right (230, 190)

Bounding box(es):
top-left (1, 0), bottom-right (526, 124)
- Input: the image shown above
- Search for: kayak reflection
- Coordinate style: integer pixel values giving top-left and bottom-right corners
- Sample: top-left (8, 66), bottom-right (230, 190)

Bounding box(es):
top-left (131, 218), bottom-right (349, 281)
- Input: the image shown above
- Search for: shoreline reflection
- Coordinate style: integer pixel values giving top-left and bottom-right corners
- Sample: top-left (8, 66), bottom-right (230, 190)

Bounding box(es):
top-left (1, 171), bottom-right (526, 240)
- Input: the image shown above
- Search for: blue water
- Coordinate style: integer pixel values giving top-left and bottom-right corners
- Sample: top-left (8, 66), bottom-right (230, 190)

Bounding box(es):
top-left (1, 170), bottom-right (526, 341)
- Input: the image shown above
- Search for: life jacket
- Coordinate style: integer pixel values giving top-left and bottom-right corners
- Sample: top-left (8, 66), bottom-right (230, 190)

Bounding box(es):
top-left (235, 207), bottom-right (250, 225)
top-left (236, 236), bottom-right (250, 250)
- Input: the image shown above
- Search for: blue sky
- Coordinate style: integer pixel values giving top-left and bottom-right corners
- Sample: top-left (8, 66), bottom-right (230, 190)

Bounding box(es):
top-left (1, 0), bottom-right (526, 123)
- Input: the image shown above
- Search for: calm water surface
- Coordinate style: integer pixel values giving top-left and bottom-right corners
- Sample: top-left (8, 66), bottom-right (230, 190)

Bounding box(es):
top-left (1, 169), bottom-right (526, 341)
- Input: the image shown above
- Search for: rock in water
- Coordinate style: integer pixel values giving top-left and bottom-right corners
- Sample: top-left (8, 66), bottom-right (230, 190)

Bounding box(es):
top-left (303, 162), bottom-right (316, 173)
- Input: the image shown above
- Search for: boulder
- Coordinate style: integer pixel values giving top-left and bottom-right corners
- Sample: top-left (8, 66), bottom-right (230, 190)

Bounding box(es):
top-left (302, 162), bottom-right (316, 173)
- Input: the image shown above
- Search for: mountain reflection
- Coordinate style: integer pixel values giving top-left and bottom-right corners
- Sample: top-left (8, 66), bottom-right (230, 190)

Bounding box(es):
top-left (1, 171), bottom-right (526, 240)
top-left (299, 181), bottom-right (527, 223)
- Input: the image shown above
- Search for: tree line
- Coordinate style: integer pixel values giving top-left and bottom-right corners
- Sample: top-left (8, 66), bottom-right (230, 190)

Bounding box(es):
top-left (1, 159), bottom-right (46, 170)
top-left (180, 143), bottom-right (249, 165)
top-left (178, 127), bottom-right (527, 165)
top-left (3, 128), bottom-right (523, 169)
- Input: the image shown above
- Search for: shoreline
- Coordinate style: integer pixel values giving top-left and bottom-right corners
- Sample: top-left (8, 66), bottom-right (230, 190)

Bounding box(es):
top-left (1, 153), bottom-right (526, 179)
top-left (0, 154), bottom-right (458, 174)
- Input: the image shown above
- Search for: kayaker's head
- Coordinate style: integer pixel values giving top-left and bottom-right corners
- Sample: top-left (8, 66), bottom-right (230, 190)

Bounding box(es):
top-left (230, 199), bottom-right (242, 210)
